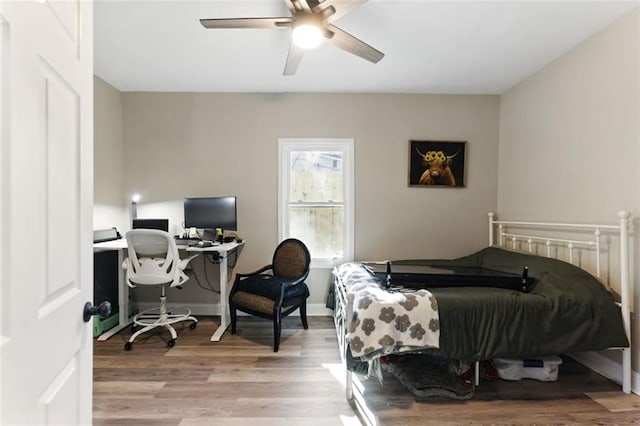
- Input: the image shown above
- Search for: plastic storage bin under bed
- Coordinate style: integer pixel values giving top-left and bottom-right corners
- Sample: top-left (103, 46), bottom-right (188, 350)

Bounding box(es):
top-left (493, 356), bottom-right (563, 382)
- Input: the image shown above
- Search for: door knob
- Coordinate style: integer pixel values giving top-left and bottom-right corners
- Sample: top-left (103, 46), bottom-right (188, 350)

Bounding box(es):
top-left (83, 301), bottom-right (112, 323)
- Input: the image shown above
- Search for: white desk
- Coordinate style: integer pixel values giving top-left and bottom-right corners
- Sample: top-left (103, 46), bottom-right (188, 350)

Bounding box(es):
top-left (92, 239), bottom-right (243, 342)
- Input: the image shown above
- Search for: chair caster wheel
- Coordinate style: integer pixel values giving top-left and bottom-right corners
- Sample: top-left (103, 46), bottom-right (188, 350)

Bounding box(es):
top-left (167, 339), bottom-right (176, 348)
top-left (189, 322), bottom-right (197, 330)
top-left (124, 342), bottom-right (133, 351)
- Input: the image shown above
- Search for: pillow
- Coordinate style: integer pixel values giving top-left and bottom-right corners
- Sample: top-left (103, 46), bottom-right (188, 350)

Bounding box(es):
top-left (236, 274), bottom-right (309, 301)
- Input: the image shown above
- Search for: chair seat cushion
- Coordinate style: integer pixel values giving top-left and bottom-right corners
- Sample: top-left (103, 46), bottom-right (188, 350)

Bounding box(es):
top-left (231, 291), bottom-right (308, 315)
top-left (231, 291), bottom-right (277, 315)
top-left (235, 275), bottom-right (309, 301)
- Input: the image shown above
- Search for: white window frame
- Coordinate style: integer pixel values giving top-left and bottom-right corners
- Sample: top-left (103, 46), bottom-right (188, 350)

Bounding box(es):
top-left (278, 138), bottom-right (354, 269)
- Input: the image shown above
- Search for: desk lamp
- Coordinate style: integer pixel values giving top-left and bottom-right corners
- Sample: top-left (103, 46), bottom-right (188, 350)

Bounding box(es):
top-left (131, 193), bottom-right (141, 223)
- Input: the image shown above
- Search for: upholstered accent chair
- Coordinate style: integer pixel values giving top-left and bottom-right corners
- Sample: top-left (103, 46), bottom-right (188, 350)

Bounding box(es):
top-left (229, 238), bottom-right (311, 352)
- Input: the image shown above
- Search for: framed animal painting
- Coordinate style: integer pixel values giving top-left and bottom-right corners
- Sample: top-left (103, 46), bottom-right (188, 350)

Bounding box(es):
top-left (409, 140), bottom-right (466, 187)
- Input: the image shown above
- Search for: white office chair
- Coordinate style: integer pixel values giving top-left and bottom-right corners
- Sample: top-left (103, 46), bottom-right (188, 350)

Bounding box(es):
top-left (123, 229), bottom-right (198, 350)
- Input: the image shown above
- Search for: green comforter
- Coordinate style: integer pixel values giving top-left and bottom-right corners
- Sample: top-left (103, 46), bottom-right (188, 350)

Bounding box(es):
top-left (393, 247), bottom-right (629, 361)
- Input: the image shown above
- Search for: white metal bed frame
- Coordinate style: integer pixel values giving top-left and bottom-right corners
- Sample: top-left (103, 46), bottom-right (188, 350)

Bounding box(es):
top-left (488, 210), bottom-right (632, 394)
top-left (334, 211), bottom-right (633, 425)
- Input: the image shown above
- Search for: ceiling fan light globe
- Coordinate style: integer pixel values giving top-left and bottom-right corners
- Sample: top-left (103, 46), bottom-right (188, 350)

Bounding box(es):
top-left (292, 24), bottom-right (323, 49)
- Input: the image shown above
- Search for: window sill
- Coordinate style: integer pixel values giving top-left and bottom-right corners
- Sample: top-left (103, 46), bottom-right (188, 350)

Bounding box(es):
top-left (310, 258), bottom-right (351, 270)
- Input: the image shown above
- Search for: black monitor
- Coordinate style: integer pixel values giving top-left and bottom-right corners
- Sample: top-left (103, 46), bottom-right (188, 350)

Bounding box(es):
top-left (183, 196), bottom-right (237, 231)
top-left (132, 218), bottom-right (169, 232)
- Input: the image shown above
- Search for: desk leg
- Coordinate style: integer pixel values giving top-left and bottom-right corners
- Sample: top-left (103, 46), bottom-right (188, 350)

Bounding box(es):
top-left (97, 248), bottom-right (132, 341)
top-left (210, 252), bottom-right (230, 342)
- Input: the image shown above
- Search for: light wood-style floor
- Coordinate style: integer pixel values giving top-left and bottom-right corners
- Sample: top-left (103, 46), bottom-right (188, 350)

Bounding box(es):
top-left (93, 316), bottom-right (640, 425)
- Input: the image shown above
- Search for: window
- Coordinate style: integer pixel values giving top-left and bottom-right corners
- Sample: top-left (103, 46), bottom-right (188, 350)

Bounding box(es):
top-left (278, 138), bottom-right (354, 268)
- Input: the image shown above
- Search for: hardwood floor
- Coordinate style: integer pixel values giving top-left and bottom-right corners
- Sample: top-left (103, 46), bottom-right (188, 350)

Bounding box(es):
top-left (93, 316), bottom-right (639, 425)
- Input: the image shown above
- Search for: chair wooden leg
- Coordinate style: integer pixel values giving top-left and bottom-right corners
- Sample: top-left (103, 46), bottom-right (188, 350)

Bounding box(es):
top-left (300, 301), bottom-right (309, 330)
top-left (273, 311), bottom-right (281, 352)
top-left (230, 302), bottom-right (237, 335)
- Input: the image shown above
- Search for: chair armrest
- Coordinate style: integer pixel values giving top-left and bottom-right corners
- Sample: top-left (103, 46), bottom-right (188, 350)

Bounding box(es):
top-left (178, 254), bottom-right (199, 271)
top-left (279, 276), bottom-right (306, 288)
top-left (274, 276), bottom-right (309, 307)
top-left (237, 264), bottom-right (273, 278)
top-left (230, 265), bottom-right (274, 296)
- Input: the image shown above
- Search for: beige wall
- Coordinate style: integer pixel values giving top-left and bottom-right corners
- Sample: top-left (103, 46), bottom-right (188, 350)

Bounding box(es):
top-left (93, 76), bottom-right (127, 231)
top-left (121, 93), bottom-right (500, 306)
top-left (498, 10), bottom-right (639, 380)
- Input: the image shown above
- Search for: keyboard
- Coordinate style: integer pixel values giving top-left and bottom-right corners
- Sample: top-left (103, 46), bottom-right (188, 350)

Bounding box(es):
top-left (174, 238), bottom-right (200, 246)
top-left (174, 238), bottom-right (220, 248)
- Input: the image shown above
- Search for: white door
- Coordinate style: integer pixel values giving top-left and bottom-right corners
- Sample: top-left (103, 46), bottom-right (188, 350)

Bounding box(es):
top-left (0, 1), bottom-right (94, 424)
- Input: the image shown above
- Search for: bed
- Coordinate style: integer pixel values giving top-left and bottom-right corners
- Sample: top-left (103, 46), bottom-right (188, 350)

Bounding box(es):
top-left (332, 211), bottom-right (632, 422)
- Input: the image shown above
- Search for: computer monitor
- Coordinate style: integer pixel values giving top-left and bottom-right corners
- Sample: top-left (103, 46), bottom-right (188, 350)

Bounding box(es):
top-left (183, 196), bottom-right (237, 231)
top-left (132, 218), bottom-right (169, 232)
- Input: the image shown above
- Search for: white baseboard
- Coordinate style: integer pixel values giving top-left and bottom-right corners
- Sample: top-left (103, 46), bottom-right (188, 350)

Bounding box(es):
top-left (569, 351), bottom-right (639, 395)
top-left (134, 302), bottom-right (333, 317)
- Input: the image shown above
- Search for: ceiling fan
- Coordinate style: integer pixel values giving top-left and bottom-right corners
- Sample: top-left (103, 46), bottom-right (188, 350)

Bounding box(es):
top-left (199, 0), bottom-right (384, 76)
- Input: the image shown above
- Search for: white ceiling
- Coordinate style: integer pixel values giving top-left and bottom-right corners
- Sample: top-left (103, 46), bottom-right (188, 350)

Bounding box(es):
top-left (94, 0), bottom-right (639, 94)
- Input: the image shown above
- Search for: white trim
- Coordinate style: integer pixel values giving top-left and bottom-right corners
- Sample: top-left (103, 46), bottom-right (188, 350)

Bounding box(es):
top-left (569, 352), bottom-right (639, 396)
top-left (278, 138), bottom-right (355, 266)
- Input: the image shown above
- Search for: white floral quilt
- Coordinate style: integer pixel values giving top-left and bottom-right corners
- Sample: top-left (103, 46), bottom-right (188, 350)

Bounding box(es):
top-left (336, 262), bottom-right (440, 360)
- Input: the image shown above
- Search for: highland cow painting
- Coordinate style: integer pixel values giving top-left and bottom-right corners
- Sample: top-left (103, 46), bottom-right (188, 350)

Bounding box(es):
top-left (409, 140), bottom-right (466, 187)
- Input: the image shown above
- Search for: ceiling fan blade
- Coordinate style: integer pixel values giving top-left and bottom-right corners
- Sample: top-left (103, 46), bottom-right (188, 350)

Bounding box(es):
top-left (284, 0), bottom-right (297, 14)
top-left (326, 24), bottom-right (384, 63)
top-left (312, 0), bottom-right (367, 22)
top-left (200, 17), bottom-right (292, 29)
top-left (283, 42), bottom-right (305, 76)
top-left (289, 0), bottom-right (312, 12)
